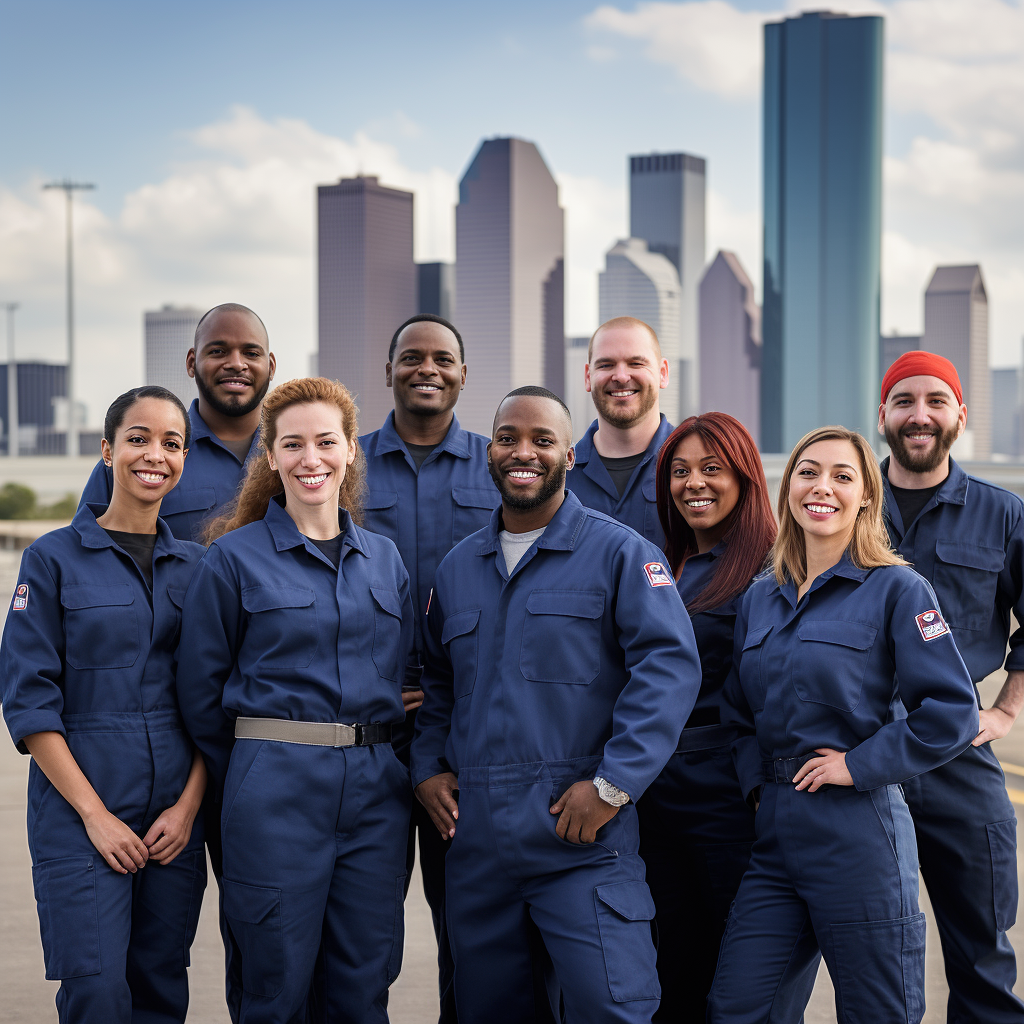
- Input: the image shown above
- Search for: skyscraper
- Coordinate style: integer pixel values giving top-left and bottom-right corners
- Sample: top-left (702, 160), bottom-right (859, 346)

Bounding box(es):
top-left (629, 152), bottom-right (705, 420)
top-left (417, 262), bottom-right (455, 320)
top-left (879, 332), bottom-right (921, 385)
top-left (699, 251), bottom-right (761, 444)
top-left (0, 362), bottom-right (68, 455)
top-left (318, 175), bottom-right (416, 429)
top-left (923, 264), bottom-right (990, 459)
top-left (144, 305), bottom-right (202, 407)
top-left (598, 237), bottom-right (681, 423)
top-left (564, 335), bottom-right (593, 439)
top-left (762, 11), bottom-right (883, 451)
top-left (455, 137), bottom-right (564, 434)
top-left (990, 367), bottom-right (1020, 458)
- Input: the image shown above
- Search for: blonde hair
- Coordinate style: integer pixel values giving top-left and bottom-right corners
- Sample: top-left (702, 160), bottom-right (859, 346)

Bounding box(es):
top-left (772, 425), bottom-right (905, 585)
top-left (204, 377), bottom-right (365, 542)
top-left (588, 316), bottom-right (662, 362)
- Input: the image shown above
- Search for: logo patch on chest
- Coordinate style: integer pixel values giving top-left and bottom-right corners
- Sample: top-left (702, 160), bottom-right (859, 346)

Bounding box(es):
top-left (12, 584), bottom-right (28, 611)
top-left (644, 562), bottom-right (673, 588)
top-left (916, 609), bottom-right (949, 641)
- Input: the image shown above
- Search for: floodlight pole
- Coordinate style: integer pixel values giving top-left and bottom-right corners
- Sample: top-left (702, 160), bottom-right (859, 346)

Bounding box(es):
top-left (2, 303), bottom-right (17, 458)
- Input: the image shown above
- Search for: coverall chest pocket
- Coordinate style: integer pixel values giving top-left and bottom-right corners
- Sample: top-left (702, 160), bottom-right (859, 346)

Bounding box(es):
top-left (452, 487), bottom-right (497, 544)
top-left (166, 585), bottom-right (187, 636)
top-left (363, 490), bottom-right (399, 539)
top-left (442, 609), bottom-right (481, 699)
top-left (240, 586), bottom-right (318, 669)
top-left (642, 477), bottom-right (658, 541)
top-left (520, 590), bottom-right (604, 685)
top-left (61, 584), bottom-right (139, 670)
top-left (934, 541), bottom-right (1003, 631)
top-left (794, 620), bottom-right (877, 711)
top-left (739, 625), bottom-right (773, 711)
top-left (370, 587), bottom-right (404, 681)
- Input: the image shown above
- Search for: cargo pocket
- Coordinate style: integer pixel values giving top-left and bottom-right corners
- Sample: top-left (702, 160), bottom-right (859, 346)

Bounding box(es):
top-left (987, 818), bottom-right (1018, 931)
top-left (831, 912), bottom-right (925, 1023)
top-left (387, 873), bottom-right (407, 983)
top-left (593, 880), bottom-right (660, 1002)
top-left (221, 879), bottom-right (285, 997)
top-left (32, 857), bottom-right (101, 980)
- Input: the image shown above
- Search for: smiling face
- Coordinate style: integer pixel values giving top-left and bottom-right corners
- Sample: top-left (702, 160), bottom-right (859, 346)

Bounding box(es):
top-left (669, 433), bottom-right (741, 548)
top-left (787, 438), bottom-right (867, 546)
top-left (386, 320), bottom-right (465, 418)
top-left (102, 396), bottom-right (188, 507)
top-left (585, 323), bottom-right (669, 429)
top-left (266, 401), bottom-right (356, 515)
top-left (878, 374), bottom-right (966, 474)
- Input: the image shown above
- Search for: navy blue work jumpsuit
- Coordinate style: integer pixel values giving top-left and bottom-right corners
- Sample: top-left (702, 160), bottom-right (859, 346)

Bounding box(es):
top-left (411, 492), bottom-right (702, 1024)
top-left (359, 411), bottom-right (499, 1021)
top-left (1, 504), bottom-right (207, 1024)
top-left (708, 557), bottom-right (979, 1023)
top-left (565, 414), bottom-right (674, 547)
top-left (636, 541), bottom-right (756, 1021)
top-left (882, 456), bottom-right (1024, 1023)
top-left (176, 497), bottom-right (413, 1024)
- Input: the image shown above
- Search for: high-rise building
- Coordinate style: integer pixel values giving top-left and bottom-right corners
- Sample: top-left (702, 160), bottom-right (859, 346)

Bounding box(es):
top-left (629, 152), bottom-right (705, 419)
top-left (564, 335), bottom-right (593, 439)
top-left (145, 305), bottom-right (203, 407)
top-left (455, 137), bottom-right (564, 433)
top-left (598, 238), bottom-right (681, 423)
top-left (923, 264), bottom-right (990, 459)
top-left (991, 367), bottom-right (1020, 458)
top-left (417, 262), bottom-right (455, 321)
top-left (761, 11), bottom-right (884, 451)
top-left (879, 332), bottom-right (921, 385)
top-left (0, 362), bottom-right (68, 455)
top-left (318, 175), bottom-right (416, 429)
top-left (699, 251), bottom-right (761, 444)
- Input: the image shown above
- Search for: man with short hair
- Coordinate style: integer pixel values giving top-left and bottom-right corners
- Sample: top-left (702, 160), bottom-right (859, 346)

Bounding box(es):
top-left (80, 302), bottom-right (276, 542)
top-left (566, 316), bottom-right (674, 545)
top-left (359, 313), bottom-right (499, 1022)
top-left (413, 386), bottom-right (700, 1023)
top-left (879, 350), bottom-right (1024, 1024)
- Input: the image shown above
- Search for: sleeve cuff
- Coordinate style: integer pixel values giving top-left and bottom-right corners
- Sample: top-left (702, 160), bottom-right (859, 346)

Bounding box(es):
top-left (7, 709), bottom-right (67, 755)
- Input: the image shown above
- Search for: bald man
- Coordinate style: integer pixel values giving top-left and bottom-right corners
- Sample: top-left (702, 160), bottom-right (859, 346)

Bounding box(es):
top-left (79, 303), bottom-right (276, 542)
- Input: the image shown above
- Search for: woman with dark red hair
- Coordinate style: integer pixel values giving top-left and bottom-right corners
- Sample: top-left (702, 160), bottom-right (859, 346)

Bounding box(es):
top-left (638, 411), bottom-right (776, 1021)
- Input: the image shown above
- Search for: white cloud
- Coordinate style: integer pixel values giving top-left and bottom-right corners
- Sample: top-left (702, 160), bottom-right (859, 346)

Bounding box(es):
top-left (706, 188), bottom-right (759, 297)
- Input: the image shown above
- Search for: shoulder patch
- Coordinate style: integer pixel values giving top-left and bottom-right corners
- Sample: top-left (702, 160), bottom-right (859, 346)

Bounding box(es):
top-left (12, 583), bottom-right (28, 611)
top-left (916, 609), bottom-right (949, 641)
top-left (644, 562), bottom-right (673, 588)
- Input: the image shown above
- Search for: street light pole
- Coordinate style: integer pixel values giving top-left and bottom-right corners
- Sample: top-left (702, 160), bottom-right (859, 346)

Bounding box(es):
top-left (2, 303), bottom-right (18, 458)
top-left (43, 179), bottom-right (94, 457)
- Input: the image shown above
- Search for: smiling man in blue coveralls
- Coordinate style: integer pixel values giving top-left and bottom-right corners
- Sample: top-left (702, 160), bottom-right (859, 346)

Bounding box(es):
top-left (565, 317), bottom-right (674, 546)
top-left (879, 350), bottom-right (1024, 1024)
top-left (412, 386), bottom-right (701, 1024)
top-left (359, 313), bottom-right (500, 1023)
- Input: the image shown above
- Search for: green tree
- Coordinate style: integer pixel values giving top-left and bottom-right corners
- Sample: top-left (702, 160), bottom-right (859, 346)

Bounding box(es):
top-left (0, 483), bottom-right (37, 519)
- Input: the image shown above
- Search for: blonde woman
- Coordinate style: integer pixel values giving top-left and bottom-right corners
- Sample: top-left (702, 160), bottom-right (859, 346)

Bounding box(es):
top-left (176, 378), bottom-right (413, 1023)
top-left (707, 426), bottom-right (978, 1024)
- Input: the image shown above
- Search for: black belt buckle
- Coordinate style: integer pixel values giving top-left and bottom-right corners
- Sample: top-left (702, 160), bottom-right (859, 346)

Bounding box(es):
top-left (354, 724), bottom-right (364, 746)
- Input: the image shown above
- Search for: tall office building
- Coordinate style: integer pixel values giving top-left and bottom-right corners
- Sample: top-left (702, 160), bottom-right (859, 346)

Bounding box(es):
top-left (0, 362), bottom-right (68, 455)
top-left (318, 175), bottom-right (416, 429)
top-left (417, 262), bottom-right (455, 321)
top-left (629, 152), bottom-right (705, 419)
top-left (761, 11), bottom-right (883, 451)
top-left (564, 336), bottom-right (593, 440)
top-left (880, 332), bottom-right (921, 384)
top-left (991, 366), bottom-right (1020, 458)
top-left (699, 251), bottom-right (761, 444)
top-left (455, 137), bottom-right (564, 434)
top-left (598, 238), bottom-right (681, 423)
top-left (923, 264), bottom-right (990, 459)
top-left (145, 305), bottom-right (203, 407)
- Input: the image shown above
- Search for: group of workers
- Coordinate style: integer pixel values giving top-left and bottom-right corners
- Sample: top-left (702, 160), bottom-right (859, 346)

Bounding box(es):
top-left (2, 301), bottom-right (1023, 1024)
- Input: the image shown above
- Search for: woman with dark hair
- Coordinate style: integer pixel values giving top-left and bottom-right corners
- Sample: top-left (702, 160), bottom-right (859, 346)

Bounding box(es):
top-left (1, 386), bottom-right (207, 1023)
top-left (638, 411), bottom-right (776, 1020)
top-left (176, 377), bottom-right (413, 1024)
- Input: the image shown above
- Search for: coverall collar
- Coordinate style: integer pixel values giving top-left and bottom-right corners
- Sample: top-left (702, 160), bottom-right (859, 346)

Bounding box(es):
top-left (572, 414), bottom-right (672, 499)
top-left (374, 410), bottom-right (472, 461)
top-left (263, 494), bottom-right (368, 558)
top-left (772, 551), bottom-right (872, 608)
top-left (186, 399), bottom-right (261, 465)
top-left (880, 455), bottom-right (969, 539)
top-left (476, 490), bottom-right (587, 557)
top-left (74, 502), bottom-right (193, 561)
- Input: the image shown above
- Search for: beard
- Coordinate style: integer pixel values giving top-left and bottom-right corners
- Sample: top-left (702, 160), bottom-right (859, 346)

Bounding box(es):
top-left (592, 381), bottom-right (658, 428)
top-left (489, 458), bottom-right (567, 511)
top-left (885, 421), bottom-right (959, 474)
top-left (195, 371), bottom-right (271, 419)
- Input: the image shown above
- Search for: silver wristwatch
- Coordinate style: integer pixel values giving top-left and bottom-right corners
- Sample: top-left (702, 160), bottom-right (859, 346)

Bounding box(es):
top-left (594, 777), bottom-right (630, 807)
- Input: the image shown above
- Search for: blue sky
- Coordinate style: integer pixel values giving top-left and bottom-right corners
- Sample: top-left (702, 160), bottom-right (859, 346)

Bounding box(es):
top-left (2, 0), bottom-right (1021, 426)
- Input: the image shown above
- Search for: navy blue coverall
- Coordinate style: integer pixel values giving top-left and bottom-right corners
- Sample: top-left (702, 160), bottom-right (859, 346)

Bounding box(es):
top-left (636, 542), bottom-right (756, 1021)
top-left (176, 497), bottom-right (413, 1024)
top-left (1, 505), bottom-right (207, 1024)
top-left (80, 400), bottom-right (258, 543)
top-left (411, 492), bottom-right (702, 1024)
top-left (359, 411), bottom-right (499, 1022)
top-left (709, 558), bottom-right (979, 1024)
top-left (564, 415), bottom-right (674, 547)
top-left (883, 456), bottom-right (1024, 1023)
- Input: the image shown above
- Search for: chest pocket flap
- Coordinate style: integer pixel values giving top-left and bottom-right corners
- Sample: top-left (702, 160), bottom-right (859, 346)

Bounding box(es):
top-left (452, 487), bottom-right (498, 510)
top-left (641, 476), bottom-right (657, 501)
top-left (61, 584), bottom-right (139, 670)
top-left (796, 620), bottom-right (877, 650)
top-left (370, 586), bottom-right (403, 619)
top-left (159, 487), bottom-right (217, 516)
top-left (442, 609), bottom-right (481, 644)
top-left (742, 624), bottom-right (773, 650)
top-left (522, 591), bottom-right (603, 684)
top-left (441, 609), bottom-right (481, 699)
top-left (61, 583), bottom-right (134, 609)
top-left (935, 541), bottom-right (1004, 573)
top-left (364, 490), bottom-right (398, 511)
top-left (525, 591), bottom-right (604, 619)
top-left (241, 586), bottom-right (316, 613)
top-left (167, 586), bottom-right (187, 610)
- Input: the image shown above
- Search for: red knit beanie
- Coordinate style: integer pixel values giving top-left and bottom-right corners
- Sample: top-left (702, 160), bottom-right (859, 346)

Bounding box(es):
top-left (881, 351), bottom-right (963, 406)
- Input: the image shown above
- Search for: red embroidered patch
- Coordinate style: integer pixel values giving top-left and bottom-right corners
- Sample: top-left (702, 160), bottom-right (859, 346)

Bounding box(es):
top-left (916, 609), bottom-right (949, 641)
top-left (644, 562), bottom-right (673, 588)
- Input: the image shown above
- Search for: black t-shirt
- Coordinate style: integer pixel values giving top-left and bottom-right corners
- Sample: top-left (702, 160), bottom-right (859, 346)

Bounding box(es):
top-left (405, 442), bottom-right (438, 470)
top-left (104, 530), bottom-right (157, 589)
top-left (888, 480), bottom-right (944, 531)
top-left (599, 452), bottom-right (645, 498)
top-left (309, 534), bottom-right (343, 568)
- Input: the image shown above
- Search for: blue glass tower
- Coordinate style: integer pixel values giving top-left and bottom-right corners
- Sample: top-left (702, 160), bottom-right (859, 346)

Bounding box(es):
top-left (761, 11), bottom-right (883, 452)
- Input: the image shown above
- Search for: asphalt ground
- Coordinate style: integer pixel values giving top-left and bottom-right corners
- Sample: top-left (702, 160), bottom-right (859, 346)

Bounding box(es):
top-left (2, 545), bottom-right (1023, 1022)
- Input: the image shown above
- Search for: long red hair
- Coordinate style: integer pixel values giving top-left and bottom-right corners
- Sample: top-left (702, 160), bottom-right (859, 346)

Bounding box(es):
top-left (656, 412), bottom-right (776, 614)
